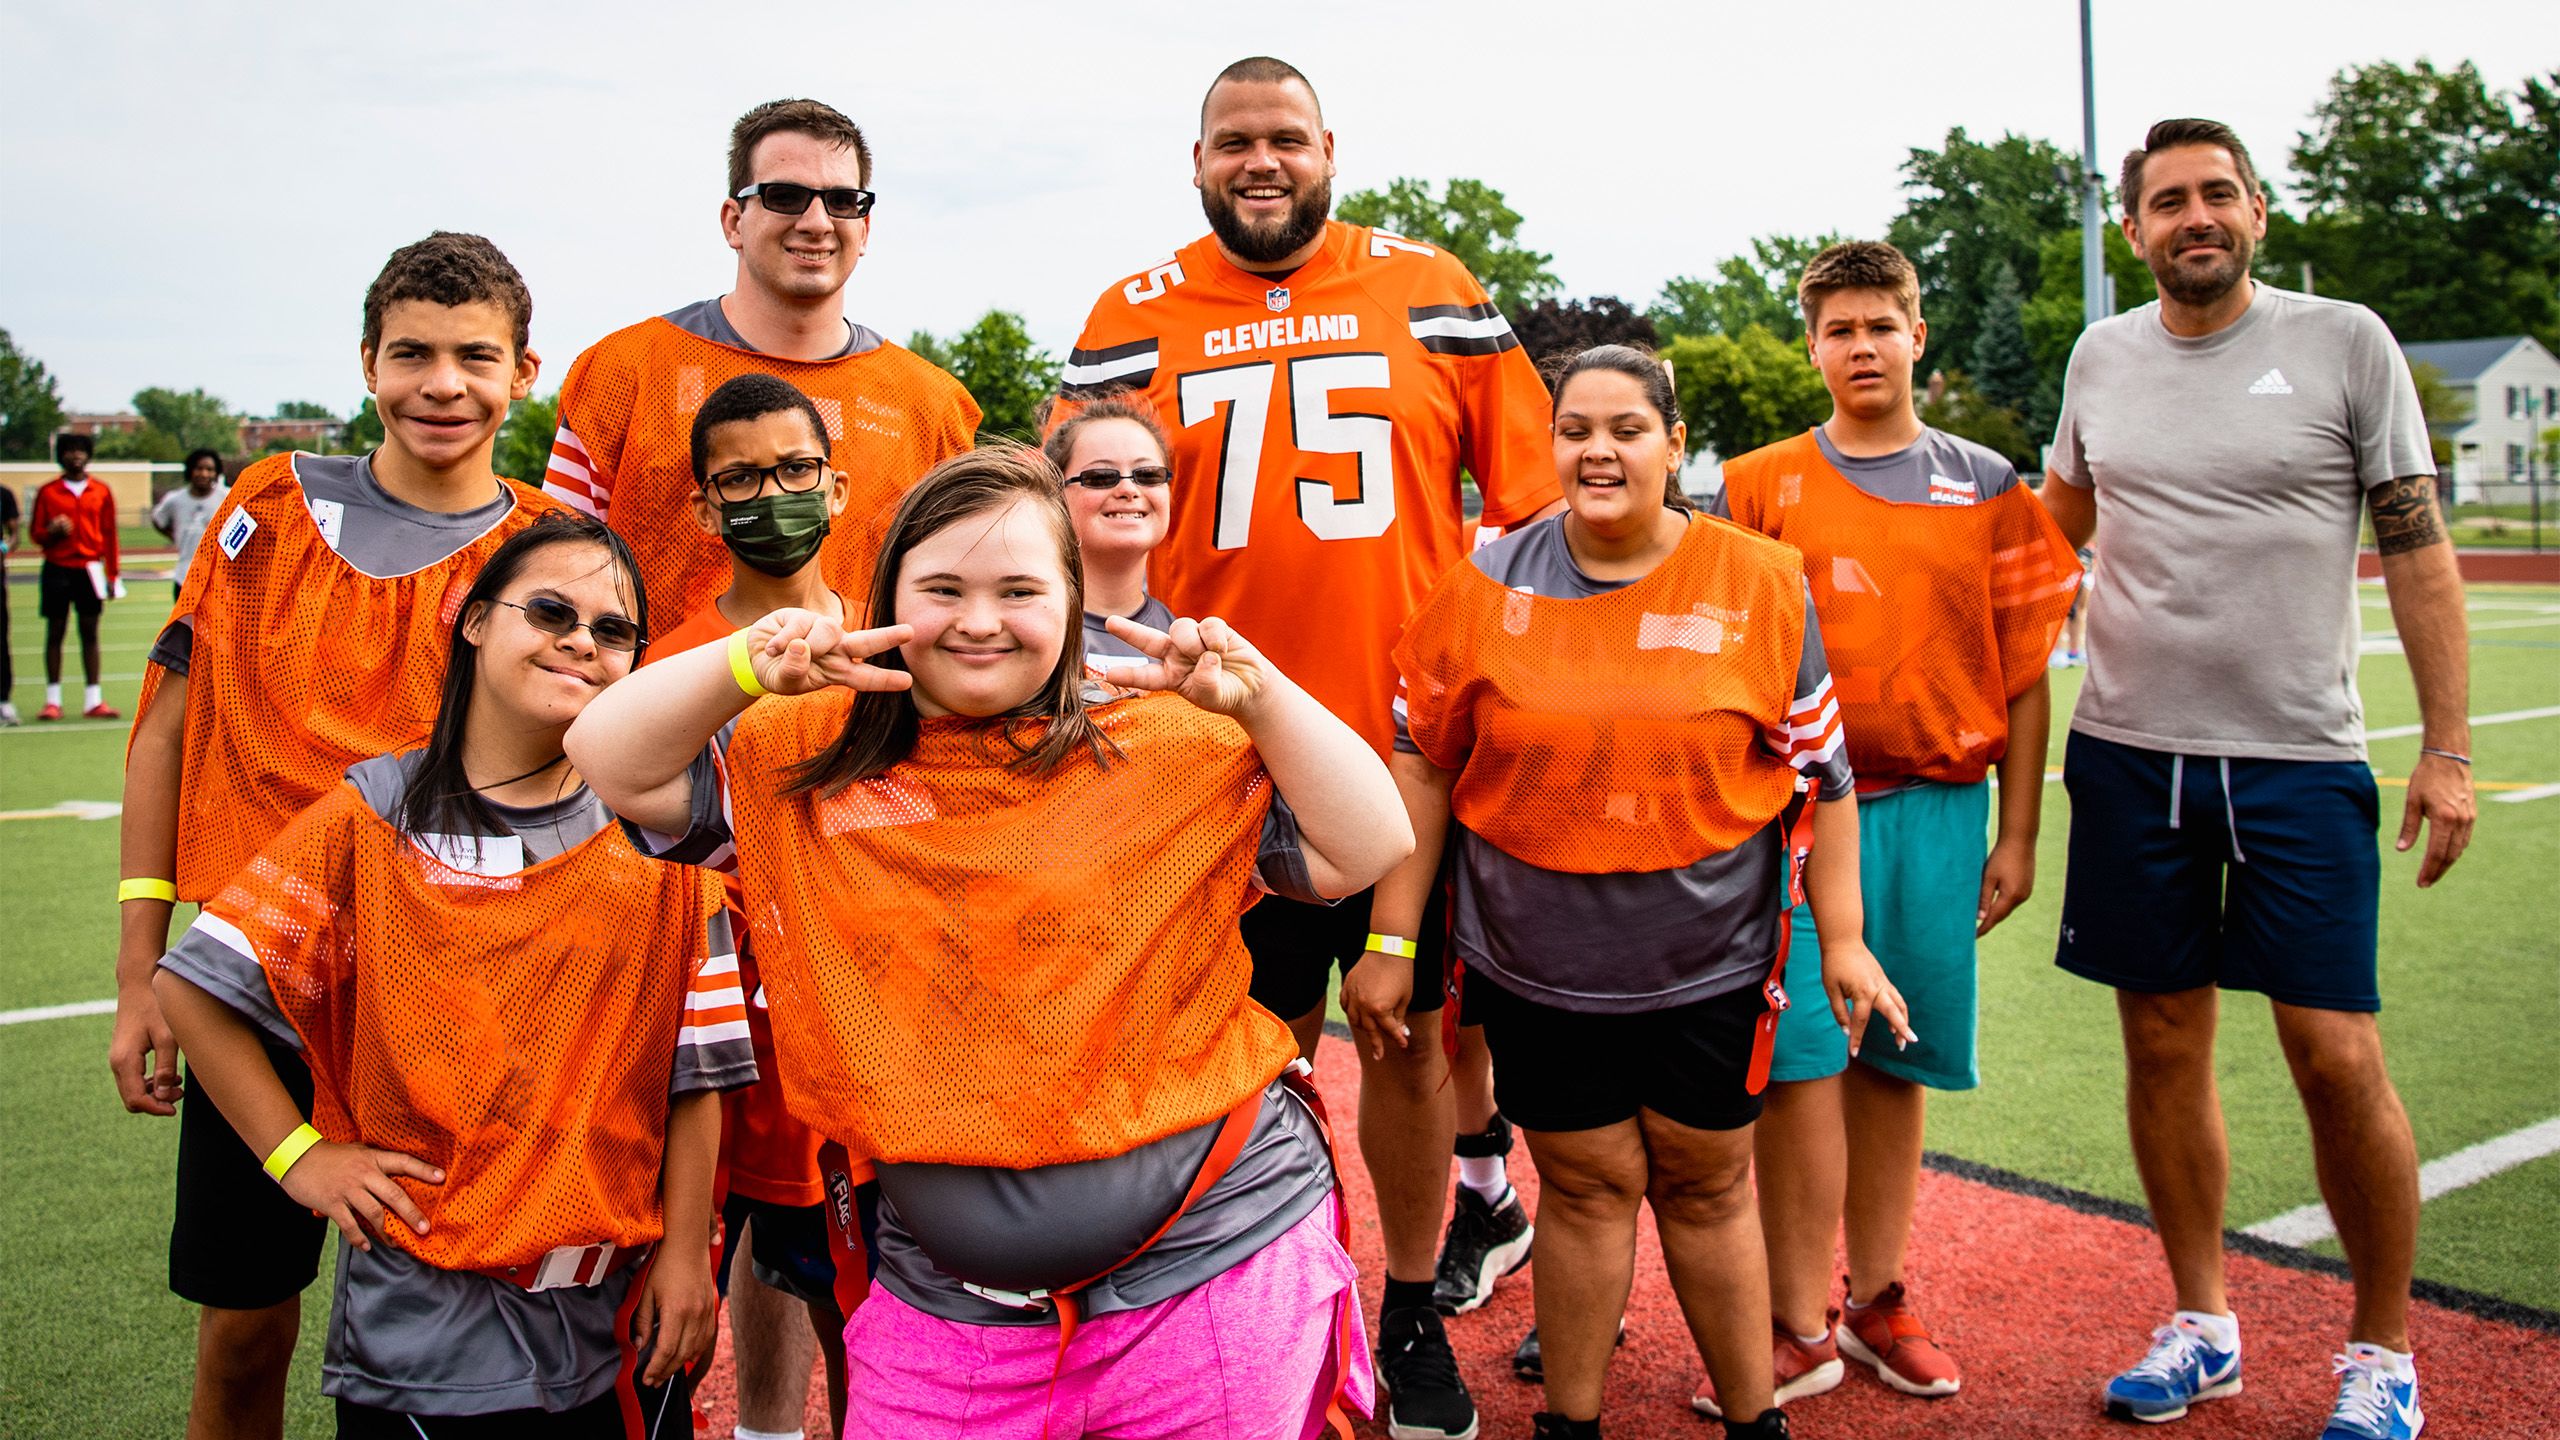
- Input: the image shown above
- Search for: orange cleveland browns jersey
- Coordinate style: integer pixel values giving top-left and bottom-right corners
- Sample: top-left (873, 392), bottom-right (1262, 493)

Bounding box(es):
top-left (133, 453), bottom-right (557, 901)
top-left (1718, 431), bottom-right (2081, 786)
top-left (1056, 220), bottom-right (1557, 754)
top-left (544, 310), bottom-right (979, 641)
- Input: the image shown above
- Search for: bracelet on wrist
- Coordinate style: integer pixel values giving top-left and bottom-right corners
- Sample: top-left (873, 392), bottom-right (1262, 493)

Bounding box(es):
top-left (728, 630), bottom-right (771, 700)
top-left (2418, 747), bottom-right (2471, 767)
top-left (1365, 932), bottom-right (1417, 959)
top-left (117, 878), bottom-right (179, 904)
top-left (262, 1123), bottom-right (324, 1183)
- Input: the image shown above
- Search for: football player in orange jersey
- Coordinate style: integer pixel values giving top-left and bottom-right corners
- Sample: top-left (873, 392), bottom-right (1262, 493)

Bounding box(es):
top-left (651, 373), bottom-right (862, 1440)
top-left (113, 233), bottom-right (563, 1440)
top-left (544, 98), bottom-right (978, 644)
top-left (1053, 59), bottom-right (1560, 1436)
top-left (1707, 243), bottom-right (2079, 1416)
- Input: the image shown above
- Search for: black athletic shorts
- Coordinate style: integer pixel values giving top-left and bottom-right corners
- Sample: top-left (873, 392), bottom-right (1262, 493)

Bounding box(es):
top-left (1243, 882), bottom-right (1449, 1023)
top-left (717, 1191), bottom-right (836, 1306)
top-left (1473, 974), bottom-right (1770, 1134)
top-left (37, 562), bottom-right (101, 621)
top-left (334, 1375), bottom-right (686, 1438)
top-left (169, 1039), bottom-right (327, 1310)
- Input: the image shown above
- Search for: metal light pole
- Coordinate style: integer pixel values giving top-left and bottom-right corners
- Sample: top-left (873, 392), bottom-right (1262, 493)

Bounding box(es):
top-left (2080, 0), bottom-right (2106, 329)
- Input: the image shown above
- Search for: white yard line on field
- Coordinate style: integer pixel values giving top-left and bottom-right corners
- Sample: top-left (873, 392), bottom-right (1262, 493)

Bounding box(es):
top-left (0, 998), bottom-right (116, 1026)
top-left (2366, 706), bottom-right (2560, 741)
top-left (2245, 1116), bottom-right (2560, 1248)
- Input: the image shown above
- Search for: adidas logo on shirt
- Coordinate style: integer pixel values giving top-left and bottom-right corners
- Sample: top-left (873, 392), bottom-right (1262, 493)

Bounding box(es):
top-left (2248, 368), bottom-right (2294, 395)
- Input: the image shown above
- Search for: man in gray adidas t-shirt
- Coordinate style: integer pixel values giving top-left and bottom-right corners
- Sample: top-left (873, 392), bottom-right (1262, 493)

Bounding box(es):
top-left (2039, 119), bottom-right (2473, 1433)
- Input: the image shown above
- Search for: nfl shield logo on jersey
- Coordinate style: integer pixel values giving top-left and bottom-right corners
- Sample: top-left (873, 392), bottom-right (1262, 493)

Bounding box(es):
top-left (1265, 286), bottom-right (1291, 313)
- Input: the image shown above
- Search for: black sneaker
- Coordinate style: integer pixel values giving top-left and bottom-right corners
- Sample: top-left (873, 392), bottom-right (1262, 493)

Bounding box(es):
top-left (1529, 1414), bottom-right (1600, 1439)
top-left (1510, 1322), bottom-right (1628, 1383)
top-left (1722, 1406), bottom-right (1790, 1439)
top-left (1380, 1305), bottom-right (1479, 1440)
top-left (1433, 1184), bottom-right (1535, 1314)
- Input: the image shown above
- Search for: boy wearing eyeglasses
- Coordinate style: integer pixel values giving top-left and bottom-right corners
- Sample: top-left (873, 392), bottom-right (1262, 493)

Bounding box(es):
top-left (112, 232), bottom-right (563, 1440)
top-left (543, 97), bottom-right (979, 648)
top-left (641, 371), bottom-right (862, 1440)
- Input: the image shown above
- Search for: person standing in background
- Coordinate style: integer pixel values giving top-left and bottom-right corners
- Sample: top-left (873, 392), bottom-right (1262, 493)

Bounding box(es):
top-left (153, 449), bottom-right (231, 601)
top-left (31, 430), bottom-right (119, 720)
top-left (1, 476), bottom-right (20, 725)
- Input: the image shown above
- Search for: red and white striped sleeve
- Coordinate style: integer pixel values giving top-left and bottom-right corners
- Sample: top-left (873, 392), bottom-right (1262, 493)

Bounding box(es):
top-left (541, 349), bottom-right (622, 521)
top-left (671, 905), bottom-right (757, 1095)
top-left (1764, 587), bottom-right (1855, 800)
top-left (541, 420), bottom-right (612, 521)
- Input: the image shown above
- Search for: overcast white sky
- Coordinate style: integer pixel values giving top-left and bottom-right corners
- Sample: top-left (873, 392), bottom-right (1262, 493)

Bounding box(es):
top-left (1, 0), bottom-right (2543, 416)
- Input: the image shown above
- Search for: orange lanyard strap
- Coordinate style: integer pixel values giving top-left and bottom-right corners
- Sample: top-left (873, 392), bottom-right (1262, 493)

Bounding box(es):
top-left (1744, 790), bottom-right (1818, 1096)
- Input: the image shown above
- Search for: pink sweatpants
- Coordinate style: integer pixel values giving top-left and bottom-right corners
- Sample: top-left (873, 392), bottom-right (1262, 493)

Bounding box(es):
top-left (841, 1196), bottom-right (1372, 1439)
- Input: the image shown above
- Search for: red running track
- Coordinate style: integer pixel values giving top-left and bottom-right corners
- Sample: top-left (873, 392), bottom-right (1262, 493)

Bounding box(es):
top-left (697, 1033), bottom-right (2560, 1437)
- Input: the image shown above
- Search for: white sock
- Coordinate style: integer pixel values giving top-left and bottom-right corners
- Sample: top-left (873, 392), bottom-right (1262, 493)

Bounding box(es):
top-left (1795, 1327), bottom-right (1831, 1345)
top-left (2346, 1341), bottom-right (2415, 1379)
top-left (735, 1427), bottom-right (806, 1440)
top-left (84, 684), bottom-right (103, 709)
top-left (2176, 1309), bottom-right (2240, 1352)
top-left (44, 683), bottom-right (62, 707)
top-left (1457, 1156), bottom-right (1509, 1203)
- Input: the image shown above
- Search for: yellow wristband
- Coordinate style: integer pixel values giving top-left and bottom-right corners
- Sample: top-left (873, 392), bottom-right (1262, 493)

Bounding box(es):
top-left (728, 630), bottom-right (770, 700)
top-left (262, 1123), bottom-right (324, 1183)
top-left (118, 878), bottom-right (179, 904)
top-left (1366, 932), bottom-right (1417, 959)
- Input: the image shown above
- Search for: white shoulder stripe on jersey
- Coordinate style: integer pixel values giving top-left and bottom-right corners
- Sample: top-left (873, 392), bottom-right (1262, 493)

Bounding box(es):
top-left (191, 911), bottom-right (257, 961)
top-left (679, 1020), bottom-right (754, 1048)
top-left (684, 985), bottom-right (747, 1013)
top-left (698, 951), bottom-right (740, 979)
top-left (1061, 347), bottom-right (1161, 388)
top-left (1408, 312), bottom-right (1515, 342)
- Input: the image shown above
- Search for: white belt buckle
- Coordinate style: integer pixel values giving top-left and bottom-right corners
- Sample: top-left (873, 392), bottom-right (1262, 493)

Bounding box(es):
top-left (961, 1281), bottom-right (1053, 1312)
top-left (526, 1241), bottom-right (616, 1291)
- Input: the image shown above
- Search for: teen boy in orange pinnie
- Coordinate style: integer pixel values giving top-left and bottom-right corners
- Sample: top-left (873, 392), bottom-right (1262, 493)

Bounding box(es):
top-left (1701, 241), bottom-right (2080, 1417)
top-left (111, 232), bottom-right (561, 1440)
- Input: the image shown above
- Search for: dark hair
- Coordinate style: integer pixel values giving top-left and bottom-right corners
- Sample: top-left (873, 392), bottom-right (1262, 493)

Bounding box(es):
top-left (784, 443), bottom-right (1117, 797)
top-left (183, 448), bottom-right (225, 479)
top-left (2121, 118), bottom-right (2261, 216)
top-left (362, 232), bottom-right (533, 358)
top-left (1546, 344), bottom-right (1693, 511)
top-left (1040, 394), bottom-right (1171, 476)
top-left (55, 431), bottom-right (92, 461)
top-left (729, 98), bottom-right (872, 196)
top-left (1202, 56), bottom-right (1322, 130)
top-left (690, 373), bottom-right (834, 484)
top-left (1797, 240), bottom-right (1921, 334)
top-left (393, 512), bottom-right (646, 841)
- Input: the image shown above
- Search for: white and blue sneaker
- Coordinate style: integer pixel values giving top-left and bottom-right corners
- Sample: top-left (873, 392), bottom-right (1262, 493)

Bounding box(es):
top-left (2320, 1344), bottom-right (2422, 1439)
top-left (2103, 1315), bottom-right (2242, 1423)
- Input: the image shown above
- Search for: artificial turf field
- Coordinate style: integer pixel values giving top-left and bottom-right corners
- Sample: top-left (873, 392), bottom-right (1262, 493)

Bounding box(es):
top-left (1, 568), bottom-right (2554, 1436)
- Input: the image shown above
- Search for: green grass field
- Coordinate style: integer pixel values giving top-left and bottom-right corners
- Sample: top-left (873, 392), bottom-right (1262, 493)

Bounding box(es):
top-left (2, 576), bottom-right (2555, 1435)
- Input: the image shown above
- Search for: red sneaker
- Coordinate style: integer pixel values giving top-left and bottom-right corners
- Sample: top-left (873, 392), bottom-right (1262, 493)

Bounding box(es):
top-left (1693, 1312), bottom-right (1845, 1417)
top-left (37, 703), bottom-right (63, 721)
top-left (1838, 1281), bottom-right (1960, 1397)
top-left (83, 702), bottom-right (121, 720)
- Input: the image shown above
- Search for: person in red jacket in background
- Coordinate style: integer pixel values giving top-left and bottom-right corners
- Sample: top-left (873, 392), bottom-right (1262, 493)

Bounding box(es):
top-left (31, 430), bottom-right (121, 720)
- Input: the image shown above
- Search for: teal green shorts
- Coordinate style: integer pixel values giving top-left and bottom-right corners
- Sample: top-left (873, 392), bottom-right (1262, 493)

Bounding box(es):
top-left (1769, 780), bottom-right (1987, 1091)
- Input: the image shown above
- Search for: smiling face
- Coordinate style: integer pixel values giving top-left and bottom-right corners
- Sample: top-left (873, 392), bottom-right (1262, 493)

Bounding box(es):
top-left (894, 498), bottom-right (1074, 718)
top-left (1058, 417), bottom-right (1171, 569)
top-left (361, 299), bottom-right (538, 475)
top-left (1808, 287), bottom-right (1924, 423)
top-left (187, 454), bottom-right (222, 492)
top-left (461, 541), bottom-right (638, 730)
top-left (1554, 368), bottom-right (1684, 535)
top-left (1195, 78), bottom-right (1334, 268)
top-left (723, 130), bottom-right (869, 305)
top-left (2125, 142), bottom-right (2265, 308)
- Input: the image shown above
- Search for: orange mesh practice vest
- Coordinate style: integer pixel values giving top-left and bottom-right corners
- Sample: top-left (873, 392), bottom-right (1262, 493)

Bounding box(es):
top-left (133, 453), bottom-right (556, 902)
top-left (214, 785), bottom-right (724, 1271)
top-left (1718, 432), bottom-right (2082, 786)
top-left (1394, 517), bottom-right (1808, 873)
top-left (545, 318), bottom-right (979, 643)
top-left (723, 690), bottom-right (1300, 1169)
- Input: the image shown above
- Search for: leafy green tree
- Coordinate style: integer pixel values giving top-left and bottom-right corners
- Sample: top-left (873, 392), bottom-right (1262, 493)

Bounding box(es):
top-left (1512, 296), bottom-right (1658, 368)
top-left (494, 392), bottom-right (560, 485)
top-left (130, 387), bottom-right (242, 456)
top-left (1968, 260), bottom-right (2037, 418)
top-left (0, 327), bottom-right (66, 460)
top-left (2406, 362), bottom-right (2473, 469)
top-left (1664, 325), bottom-right (1829, 460)
top-left (2020, 225), bottom-right (2155, 416)
top-left (2264, 60), bottom-right (2559, 350)
top-left (1919, 368), bottom-right (2034, 469)
top-left (272, 399), bottom-right (336, 420)
top-left (1336, 178), bottom-right (1559, 315)
top-left (92, 427), bottom-right (186, 463)
top-left (1885, 128), bottom-right (2079, 386)
top-left (912, 311), bottom-right (1060, 443)
top-left (1650, 234), bottom-right (1847, 342)
top-left (344, 396), bottom-right (384, 453)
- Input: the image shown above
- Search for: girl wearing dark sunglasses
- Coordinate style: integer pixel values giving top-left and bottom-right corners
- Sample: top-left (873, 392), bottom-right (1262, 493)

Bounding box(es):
top-left (1042, 397), bottom-right (1178, 677)
top-left (154, 512), bottom-right (748, 1438)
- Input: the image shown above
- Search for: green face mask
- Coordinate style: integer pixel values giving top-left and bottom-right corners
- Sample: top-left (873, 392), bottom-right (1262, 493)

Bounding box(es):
top-left (720, 491), bottom-right (832, 577)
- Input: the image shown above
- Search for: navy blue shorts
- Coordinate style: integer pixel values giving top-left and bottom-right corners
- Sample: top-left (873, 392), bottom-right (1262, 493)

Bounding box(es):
top-left (717, 1192), bottom-right (837, 1306)
top-left (2056, 731), bottom-right (2381, 1011)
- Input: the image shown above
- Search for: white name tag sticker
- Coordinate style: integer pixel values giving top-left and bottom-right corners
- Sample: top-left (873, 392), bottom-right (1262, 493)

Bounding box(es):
top-left (307, 497), bottom-right (346, 549)
top-left (412, 832), bottom-right (526, 878)
top-left (216, 508), bottom-right (258, 559)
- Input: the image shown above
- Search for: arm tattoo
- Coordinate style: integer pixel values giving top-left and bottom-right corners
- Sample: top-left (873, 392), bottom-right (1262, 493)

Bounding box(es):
top-left (2368, 474), bottom-right (2446, 556)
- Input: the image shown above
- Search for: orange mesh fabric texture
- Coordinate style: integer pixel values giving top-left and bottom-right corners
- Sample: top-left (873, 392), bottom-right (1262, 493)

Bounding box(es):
top-left (1719, 432), bottom-right (2082, 785)
top-left (133, 453), bottom-right (557, 902)
top-left (544, 318), bottom-right (979, 642)
top-left (724, 690), bottom-right (1299, 1169)
top-left (1394, 517), bottom-right (1808, 873)
top-left (219, 785), bottom-right (723, 1271)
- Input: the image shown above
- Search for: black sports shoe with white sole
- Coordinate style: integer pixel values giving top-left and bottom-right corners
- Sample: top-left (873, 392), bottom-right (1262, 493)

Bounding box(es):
top-left (1432, 1184), bottom-right (1534, 1314)
top-left (1380, 1305), bottom-right (1479, 1440)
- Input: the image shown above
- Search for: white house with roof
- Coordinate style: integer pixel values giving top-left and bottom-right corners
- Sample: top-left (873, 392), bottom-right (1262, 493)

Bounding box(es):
top-left (2401, 336), bottom-right (2560, 502)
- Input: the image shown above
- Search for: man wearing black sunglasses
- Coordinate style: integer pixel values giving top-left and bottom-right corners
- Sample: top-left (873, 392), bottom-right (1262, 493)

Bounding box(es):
top-left (544, 97), bottom-right (979, 646)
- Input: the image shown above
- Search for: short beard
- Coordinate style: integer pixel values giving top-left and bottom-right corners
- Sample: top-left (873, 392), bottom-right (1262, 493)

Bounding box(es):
top-left (1204, 178), bottom-right (1331, 266)
top-left (2152, 227), bottom-right (2253, 308)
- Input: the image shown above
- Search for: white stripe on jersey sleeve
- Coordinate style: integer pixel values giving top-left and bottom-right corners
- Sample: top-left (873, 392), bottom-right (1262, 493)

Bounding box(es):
top-left (1060, 346), bottom-right (1161, 388)
top-left (1408, 313), bottom-right (1515, 342)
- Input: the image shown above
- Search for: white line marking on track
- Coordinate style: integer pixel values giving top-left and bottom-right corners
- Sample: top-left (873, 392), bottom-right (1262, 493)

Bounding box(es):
top-left (0, 720), bottom-right (131, 735)
top-left (0, 799), bottom-right (123, 822)
top-left (0, 998), bottom-right (116, 1025)
top-left (2367, 706), bottom-right (2560, 741)
top-left (2244, 1115), bottom-right (2560, 1247)
top-left (2492, 782), bottom-right (2560, 805)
